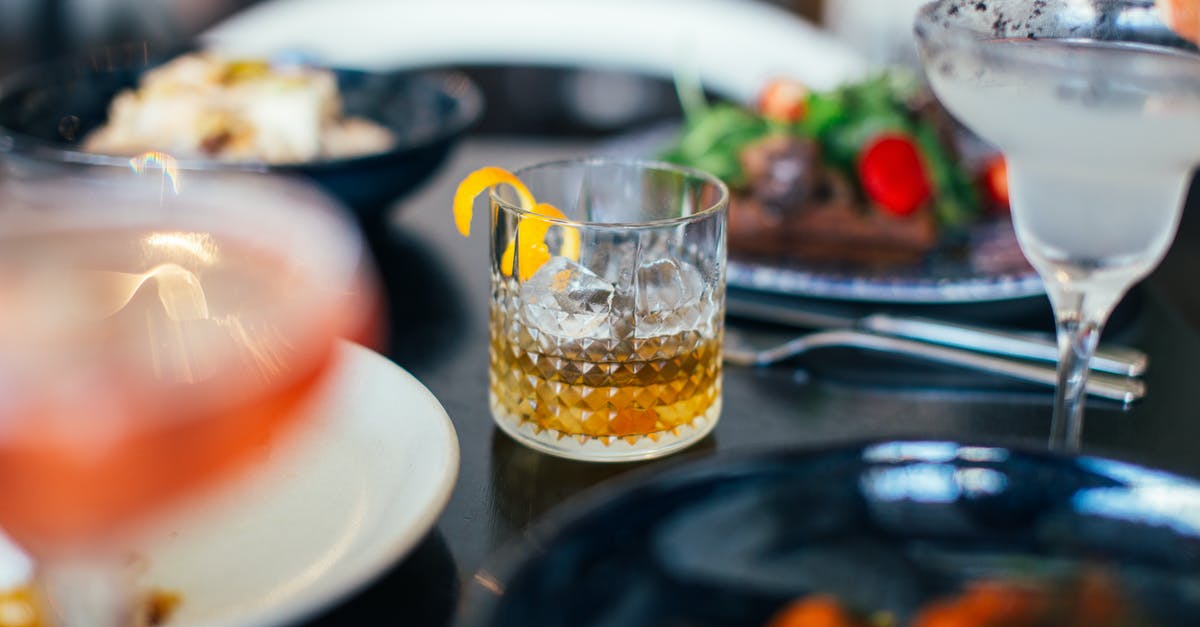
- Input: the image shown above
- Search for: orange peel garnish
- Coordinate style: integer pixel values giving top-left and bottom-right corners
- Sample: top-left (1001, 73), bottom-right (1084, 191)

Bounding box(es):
top-left (453, 166), bottom-right (535, 237)
top-left (454, 167), bottom-right (580, 281)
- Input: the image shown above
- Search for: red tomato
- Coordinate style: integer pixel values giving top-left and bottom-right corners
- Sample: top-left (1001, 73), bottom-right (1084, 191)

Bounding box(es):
top-left (982, 154), bottom-right (1010, 210)
top-left (857, 133), bottom-right (933, 216)
top-left (757, 78), bottom-right (808, 123)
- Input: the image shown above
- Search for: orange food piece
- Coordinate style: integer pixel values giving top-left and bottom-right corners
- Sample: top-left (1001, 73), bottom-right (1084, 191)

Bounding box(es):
top-left (144, 588), bottom-right (183, 626)
top-left (758, 78), bottom-right (809, 123)
top-left (912, 581), bottom-right (1046, 627)
top-left (957, 581), bottom-right (1046, 626)
top-left (1067, 568), bottom-right (1128, 627)
top-left (767, 595), bottom-right (867, 627)
top-left (0, 585), bottom-right (182, 627)
top-left (910, 600), bottom-right (978, 627)
top-left (454, 167), bottom-right (580, 281)
top-left (775, 571), bottom-right (1144, 627)
top-left (0, 586), bottom-right (44, 627)
top-left (1161, 0), bottom-right (1200, 45)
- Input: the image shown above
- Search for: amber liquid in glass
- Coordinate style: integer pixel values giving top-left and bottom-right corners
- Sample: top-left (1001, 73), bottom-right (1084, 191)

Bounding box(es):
top-left (489, 273), bottom-right (722, 444)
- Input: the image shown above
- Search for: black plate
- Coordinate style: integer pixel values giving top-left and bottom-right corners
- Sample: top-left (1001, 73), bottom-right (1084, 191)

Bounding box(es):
top-left (0, 44), bottom-right (482, 221)
top-left (460, 440), bottom-right (1200, 627)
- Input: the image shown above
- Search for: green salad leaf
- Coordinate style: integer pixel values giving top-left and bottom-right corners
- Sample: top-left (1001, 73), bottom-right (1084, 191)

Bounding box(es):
top-left (661, 69), bottom-right (983, 233)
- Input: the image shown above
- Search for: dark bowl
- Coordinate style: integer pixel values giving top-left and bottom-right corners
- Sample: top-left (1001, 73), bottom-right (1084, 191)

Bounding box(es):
top-left (460, 440), bottom-right (1200, 627)
top-left (0, 45), bottom-right (483, 222)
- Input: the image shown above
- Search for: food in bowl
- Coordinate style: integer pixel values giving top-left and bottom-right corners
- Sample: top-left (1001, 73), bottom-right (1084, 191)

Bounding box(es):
top-left (82, 52), bottom-right (395, 164)
top-left (662, 71), bottom-right (1008, 267)
top-left (767, 567), bottom-right (1154, 627)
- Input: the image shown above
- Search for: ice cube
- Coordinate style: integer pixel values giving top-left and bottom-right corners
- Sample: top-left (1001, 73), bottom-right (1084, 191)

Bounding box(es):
top-left (582, 239), bottom-right (638, 288)
top-left (580, 240), bottom-right (638, 341)
top-left (520, 256), bottom-right (614, 338)
top-left (636, 258), bottom-right (703, 313)
top-left (635, 258), bottom-right (706, 337)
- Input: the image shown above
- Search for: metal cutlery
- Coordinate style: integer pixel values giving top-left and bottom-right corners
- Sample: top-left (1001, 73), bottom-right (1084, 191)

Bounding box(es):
top-left (722, 326), bottom-right (1145, 403)
top-left (725, 294), bottom-right (1148, 377)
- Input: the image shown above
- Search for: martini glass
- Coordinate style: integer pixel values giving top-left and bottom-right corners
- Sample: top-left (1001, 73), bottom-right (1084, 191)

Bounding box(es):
top-left (915, 0), bottom-right (1200, 450)
top-left (0, 155), bottom-right (379, 625)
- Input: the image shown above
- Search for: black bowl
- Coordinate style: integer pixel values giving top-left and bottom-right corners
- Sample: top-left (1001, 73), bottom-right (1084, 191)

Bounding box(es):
top-left (460, 440), bottom-right (1200, 627)
top-left (0, 45), bottom-right (483, 221)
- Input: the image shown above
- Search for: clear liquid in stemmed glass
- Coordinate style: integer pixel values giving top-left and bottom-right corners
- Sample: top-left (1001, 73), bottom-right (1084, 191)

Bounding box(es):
top-left (916, 0), bottom-right (1200, 449)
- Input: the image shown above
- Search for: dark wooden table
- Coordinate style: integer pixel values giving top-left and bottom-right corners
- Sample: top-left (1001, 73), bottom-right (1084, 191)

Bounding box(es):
top-left (303, 136), bottom-right (1200, 626)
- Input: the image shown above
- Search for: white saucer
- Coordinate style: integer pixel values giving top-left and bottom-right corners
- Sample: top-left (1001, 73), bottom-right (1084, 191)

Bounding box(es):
top-left (0, 342), bottom-right (460, 627)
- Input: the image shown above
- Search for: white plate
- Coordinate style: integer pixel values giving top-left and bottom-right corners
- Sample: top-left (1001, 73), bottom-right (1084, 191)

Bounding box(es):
top-left (202, 0), bottom-right (869, 101)
top-left (0, 341), bottom-right (460, 627)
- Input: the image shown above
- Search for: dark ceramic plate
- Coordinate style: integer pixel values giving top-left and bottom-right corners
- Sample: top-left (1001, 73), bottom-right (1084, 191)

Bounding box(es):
top-left (460, 441), bottom-right (1200, 627)
top-left (0, 44), bottom-right (482, 220)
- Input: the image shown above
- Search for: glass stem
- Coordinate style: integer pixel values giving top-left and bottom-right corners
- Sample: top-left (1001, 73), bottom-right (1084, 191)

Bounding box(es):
top-left (36, 557), bottom-right (131, 627)
top-left (1048, 314), bottom-right (1103, 452)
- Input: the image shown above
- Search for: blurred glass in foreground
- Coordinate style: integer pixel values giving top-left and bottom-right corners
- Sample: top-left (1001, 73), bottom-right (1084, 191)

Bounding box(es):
top-left (0, 155), bottom-right (380, 625)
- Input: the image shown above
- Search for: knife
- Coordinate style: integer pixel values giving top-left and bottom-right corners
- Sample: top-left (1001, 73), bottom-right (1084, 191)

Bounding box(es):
top-left (724, 292), bottom-right (1148, 377)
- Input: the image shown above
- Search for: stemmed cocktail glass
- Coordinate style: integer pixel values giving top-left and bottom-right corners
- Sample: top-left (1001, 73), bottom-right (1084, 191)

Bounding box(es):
top-left (0, 156), bottom-right (378, 625)
top-left (915, 0), bottom-right (1200, 450)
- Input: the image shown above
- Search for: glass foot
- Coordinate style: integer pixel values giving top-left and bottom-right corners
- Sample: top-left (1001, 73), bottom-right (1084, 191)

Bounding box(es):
top-left (489, 397), bottom-right (720, 463)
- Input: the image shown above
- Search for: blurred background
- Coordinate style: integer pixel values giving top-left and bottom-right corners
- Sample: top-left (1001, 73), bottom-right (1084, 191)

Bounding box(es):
top-left (0, 0), bottom-right (928, 138)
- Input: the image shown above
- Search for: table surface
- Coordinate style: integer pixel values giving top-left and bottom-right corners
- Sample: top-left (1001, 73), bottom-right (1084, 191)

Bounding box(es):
top-left (301, 136), bottom-right (1200, 627)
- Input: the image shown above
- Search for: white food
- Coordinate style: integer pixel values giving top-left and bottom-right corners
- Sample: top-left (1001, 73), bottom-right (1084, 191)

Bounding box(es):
top-left (83, 53), bottom-right (394, 164)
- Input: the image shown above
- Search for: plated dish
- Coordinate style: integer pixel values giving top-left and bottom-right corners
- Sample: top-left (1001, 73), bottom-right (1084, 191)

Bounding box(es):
top-left (653, 72), bottom-right (1042, 304)
top-left (0, 342), bottom-right (459, 627)
top-left (0, 45), bottom-right (482, 217)
top-left (460, 441), bottom-right (1200, 627)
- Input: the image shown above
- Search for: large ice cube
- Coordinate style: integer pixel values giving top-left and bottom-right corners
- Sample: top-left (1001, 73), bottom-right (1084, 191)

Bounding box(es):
top-left (520, 256), bottom-right (614, 338)
top-left (582, 239), bottom-right (638, 287)
top-left (637, 258), bottom-right (703, 312)
top-left (635, 258), bottom-right (706, 337)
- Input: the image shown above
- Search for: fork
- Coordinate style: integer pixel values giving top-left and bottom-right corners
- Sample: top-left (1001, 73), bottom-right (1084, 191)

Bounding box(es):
top-left (722, 326), bottom-right (1145, 403)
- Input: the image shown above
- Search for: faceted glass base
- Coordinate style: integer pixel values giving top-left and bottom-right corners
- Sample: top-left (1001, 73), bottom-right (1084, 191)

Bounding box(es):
top-left (489, 396), bottom-right (721, 463)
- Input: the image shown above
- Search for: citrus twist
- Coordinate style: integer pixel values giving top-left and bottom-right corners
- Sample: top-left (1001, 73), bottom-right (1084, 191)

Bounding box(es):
top-left (453, 167), bottom-right (580, 281)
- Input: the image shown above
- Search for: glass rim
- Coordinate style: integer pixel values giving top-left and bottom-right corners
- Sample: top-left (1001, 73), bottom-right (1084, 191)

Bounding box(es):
top-left (915, 0), bottom-right (1192, 46)
top-left (914, 0), bottom-right (1200, 85)
top-left (0, 163), bottom-right (369, 288)
top-left (488, 157), bottom-right (730, 230)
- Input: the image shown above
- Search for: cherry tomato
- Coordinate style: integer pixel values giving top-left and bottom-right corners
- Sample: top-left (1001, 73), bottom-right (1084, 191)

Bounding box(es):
top-left (982, 154), bottom-right (1010, 210)
top-left (757, 78), bottom-right (808, 123)
top-left (857, 133), bottom-right (933, 217)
